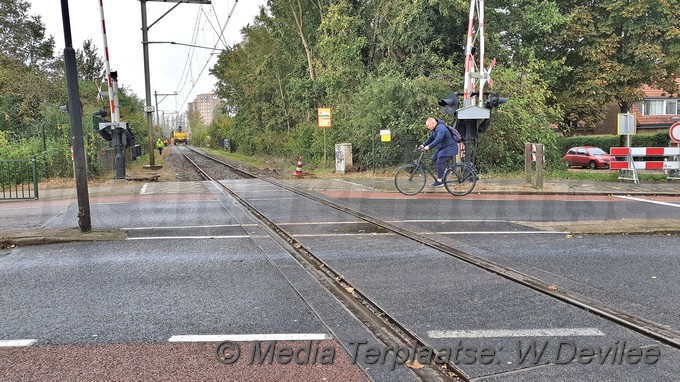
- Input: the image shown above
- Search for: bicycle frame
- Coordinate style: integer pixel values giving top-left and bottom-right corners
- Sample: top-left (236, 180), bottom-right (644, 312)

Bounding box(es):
top-left (395, 148), bottom-right (478, 196)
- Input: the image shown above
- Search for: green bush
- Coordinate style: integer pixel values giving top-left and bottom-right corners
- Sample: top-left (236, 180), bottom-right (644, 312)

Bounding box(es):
top-left (559, 132), bottom-right (670, 155)
top-left (475, 64), bottom-right (564, 172)
top-left (343, 74), bottom-right (450, 168)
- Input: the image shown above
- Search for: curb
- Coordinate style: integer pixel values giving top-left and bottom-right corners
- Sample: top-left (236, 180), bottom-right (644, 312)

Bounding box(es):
top-left (1, 229), bottom-right (127, 249)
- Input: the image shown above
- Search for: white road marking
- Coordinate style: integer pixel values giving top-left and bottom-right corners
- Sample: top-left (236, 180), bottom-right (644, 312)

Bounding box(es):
top-left (168, 333), bottom-right (330, 342)
top-left (294, 233), bottom-right (395, 237)
top-left (395, 219), bottom-right (509, 223)
top-left (290, 231), bottom-right (565, 237)
top-left (278, 220), bottom-right (510, 225)
top-left (235, 189), bottom-right (291, 193)
top-left (428, 328), bottom-right (605, 338)
top-left (333, 180), bottom-right (379, 191)
top-left (615, 195), bottom-right (680, 208)
top-left (424, 231), bottom-right (569, 235)
top-left (278, 221), bottom-right (364, 226)
top-left (126, 235), bottom-right (252, 240)
top-left (93, 201), bottom-right (220, 206)
top-left (0, 339), bottom-right (37, 347)
top-left (248, 198), bottom-right (300, 201)
top-left (122, 224), bottom-right (257, 230)
top-left (139, 183), bottom-right (148, 195)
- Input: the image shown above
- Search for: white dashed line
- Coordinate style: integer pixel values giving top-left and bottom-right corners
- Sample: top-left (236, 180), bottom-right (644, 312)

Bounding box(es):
top-left (168, 333), bottom-right (330, 342)
top-left (126, 235), bottom-right (252, 240)
top-left (428, 328), bottom-right (605, 338)
top-left (615, 195), bottom-right (680, 208)
top-left (0, 339), bottom-right (37, 347)
top-left (122, 224), bottom-right (257, 230)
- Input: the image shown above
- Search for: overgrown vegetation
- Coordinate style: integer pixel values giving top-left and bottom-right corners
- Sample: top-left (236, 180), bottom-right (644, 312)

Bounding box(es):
top-left (203, 0), bottom-right (678, 173)
top-left (1, 0), bottom-right (679, 181)
top-left (0, 0), bottom-right (146, 180)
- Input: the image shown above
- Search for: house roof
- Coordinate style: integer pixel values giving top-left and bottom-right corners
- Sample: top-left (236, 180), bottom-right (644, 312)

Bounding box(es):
top-left (641, 79), bottom-right (680, 98)
top-left (630, 103), bottom-right (677, 127)
top-left (633, 79), bottom-right (680, 127)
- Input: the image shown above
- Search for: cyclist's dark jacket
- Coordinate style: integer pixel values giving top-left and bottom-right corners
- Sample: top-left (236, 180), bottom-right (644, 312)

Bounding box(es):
top-left (423, 119), bottom-right (459, 158)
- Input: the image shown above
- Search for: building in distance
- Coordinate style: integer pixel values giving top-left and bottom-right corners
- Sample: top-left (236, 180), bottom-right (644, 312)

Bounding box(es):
top-left (187, 93), bottom-right (222, 125)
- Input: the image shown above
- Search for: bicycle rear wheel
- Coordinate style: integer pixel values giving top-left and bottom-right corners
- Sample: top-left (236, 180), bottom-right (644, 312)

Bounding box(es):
top-left (394, 164), bottom-right (426, 195)
top-left (444, 164), bottom-right (477, 196)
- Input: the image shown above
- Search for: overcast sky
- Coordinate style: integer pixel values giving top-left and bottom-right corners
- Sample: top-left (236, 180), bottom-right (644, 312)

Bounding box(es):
top-left (28, 0), bottom-right (265, 116)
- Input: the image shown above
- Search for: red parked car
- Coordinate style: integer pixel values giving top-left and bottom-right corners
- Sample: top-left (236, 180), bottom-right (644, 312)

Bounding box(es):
top-left (563, 146), bottom-right (616, 169)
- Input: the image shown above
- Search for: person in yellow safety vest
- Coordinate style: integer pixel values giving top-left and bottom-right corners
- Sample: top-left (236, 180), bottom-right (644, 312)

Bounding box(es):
top-left (156, 138), bottom-right (164, 156)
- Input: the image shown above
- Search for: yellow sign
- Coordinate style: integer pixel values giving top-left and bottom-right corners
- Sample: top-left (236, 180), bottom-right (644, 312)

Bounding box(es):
top-left (380, 129), bottom-right (391, 142)
top-left (318, 107), bottom-right (332, 128)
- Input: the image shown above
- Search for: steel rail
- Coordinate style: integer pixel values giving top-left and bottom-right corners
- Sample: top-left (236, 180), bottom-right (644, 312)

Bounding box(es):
top-left (182, 146), bottom-right (680, 353)
top-left (178, 146), bottom-right (463, 381)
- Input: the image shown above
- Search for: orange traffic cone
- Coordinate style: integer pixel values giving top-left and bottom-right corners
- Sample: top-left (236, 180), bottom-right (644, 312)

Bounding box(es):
top-left (292, 156), bottom-right (304, 176)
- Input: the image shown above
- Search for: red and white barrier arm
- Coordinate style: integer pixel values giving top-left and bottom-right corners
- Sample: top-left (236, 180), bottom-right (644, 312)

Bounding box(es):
top-left (610, 147), bottom-right (680, 157)
top-left (610, 161), bottom-right (680, 170)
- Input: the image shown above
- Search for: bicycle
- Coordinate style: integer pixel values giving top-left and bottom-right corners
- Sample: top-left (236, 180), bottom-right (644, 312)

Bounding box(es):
top-left (394, 148), bottom-right (477, 196)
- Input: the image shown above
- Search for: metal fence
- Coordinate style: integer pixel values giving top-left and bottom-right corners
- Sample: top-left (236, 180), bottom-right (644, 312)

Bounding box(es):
top-left (0, 157), bottom-right (39, 200)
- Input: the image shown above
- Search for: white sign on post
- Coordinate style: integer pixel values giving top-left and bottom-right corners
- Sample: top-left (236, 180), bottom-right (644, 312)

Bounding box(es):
top-left (669, 122), bottom-right (680, 143)
top-left (617, 113), bottom-right (636, 135)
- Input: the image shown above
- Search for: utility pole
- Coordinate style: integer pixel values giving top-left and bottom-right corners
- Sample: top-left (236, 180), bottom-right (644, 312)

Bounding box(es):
top-left (140, 0), bottom-right (157, 168)
top-left (60, 0), bottom-right (91, 232)
top-left (140, 0), bottom-right (211, 168)
top-left (155, 91), bottom-right (177, 136)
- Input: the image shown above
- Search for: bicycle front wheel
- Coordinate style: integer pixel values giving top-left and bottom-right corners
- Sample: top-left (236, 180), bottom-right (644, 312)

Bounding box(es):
top-left (444, 164), bottom-right (477, 196)
top-left (394, 164), bottom-right (426, 195)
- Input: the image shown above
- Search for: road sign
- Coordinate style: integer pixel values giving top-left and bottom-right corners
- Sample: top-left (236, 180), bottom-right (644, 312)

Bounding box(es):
top-left (317, 107), bottom-right (332, 128)
top-left (380, 129), bottom-right (391, 142)
top-left (617, 113), bottom-right (636, 135)
top-left (670, 122), bottom-right (680, 143)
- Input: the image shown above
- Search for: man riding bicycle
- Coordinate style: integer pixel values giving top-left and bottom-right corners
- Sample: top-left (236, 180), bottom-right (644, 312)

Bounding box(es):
top-left (420, 117), bottom-right (458, 187)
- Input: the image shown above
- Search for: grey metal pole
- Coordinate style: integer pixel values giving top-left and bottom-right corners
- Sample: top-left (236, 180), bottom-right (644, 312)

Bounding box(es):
top-left (60, 0), bottom-right (91, 232)
top-left (155, 91), bottom-right (160, 127)
top-left (32, 156), bottom-right (39, 200)
top-left (536, 144), bottom-right (544, 189)
top-left (141, 0), bottom-right (156, 166)
top-left (525, 143), bottom-right (531, 184)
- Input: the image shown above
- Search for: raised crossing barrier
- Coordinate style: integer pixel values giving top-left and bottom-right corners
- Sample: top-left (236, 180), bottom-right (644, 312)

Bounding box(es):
top-left (610, 147), bottom-right (680, 183)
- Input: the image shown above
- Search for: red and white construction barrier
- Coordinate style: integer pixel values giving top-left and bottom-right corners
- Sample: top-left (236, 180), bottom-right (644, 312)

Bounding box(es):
top-left (610, 147), bottom-right (680, 157)
top-left (611, 161), bottom-right (680, 170)
top-left (609, 147), bottom-right (680, 181)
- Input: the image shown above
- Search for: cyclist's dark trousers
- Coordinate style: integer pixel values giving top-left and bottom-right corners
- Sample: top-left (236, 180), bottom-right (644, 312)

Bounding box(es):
top-left (432, 155), bottom-right (453, 180)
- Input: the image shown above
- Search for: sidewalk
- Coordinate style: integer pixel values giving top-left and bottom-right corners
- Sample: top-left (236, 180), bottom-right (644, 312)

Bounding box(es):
top-left (286, 176), bottom-right (680, 196)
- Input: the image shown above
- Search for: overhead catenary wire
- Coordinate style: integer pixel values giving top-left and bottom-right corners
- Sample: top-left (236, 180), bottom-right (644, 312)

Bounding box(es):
top-left (202, 7), bottom-right (229, 49)
top-left (174, 6), bottom-right (203, 96)
top-left (210, 2), bottom-right (229, 49)
top-left (177, 0), bottom-right (239, 113)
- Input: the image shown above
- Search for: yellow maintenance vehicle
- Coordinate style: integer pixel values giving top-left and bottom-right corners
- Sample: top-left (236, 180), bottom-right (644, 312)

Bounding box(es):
top-left (172, 127), bottom-right (188, 145)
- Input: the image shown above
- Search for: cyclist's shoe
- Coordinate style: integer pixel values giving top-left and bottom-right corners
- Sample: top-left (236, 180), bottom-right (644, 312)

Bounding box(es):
top-left (431, 181), bottom-right (444, 188)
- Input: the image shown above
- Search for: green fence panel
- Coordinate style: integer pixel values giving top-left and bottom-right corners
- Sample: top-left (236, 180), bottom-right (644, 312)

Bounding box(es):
top-left (0, 157), bottom-right (39, 200)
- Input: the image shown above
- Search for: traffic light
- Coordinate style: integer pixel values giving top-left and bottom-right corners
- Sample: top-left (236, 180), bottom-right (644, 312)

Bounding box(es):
top-left (439, 93), bottom-right (460, 115)
top-left (92, 109), bottom-right (112, 141)
top-left (484, 94), bottom-right (508, 109)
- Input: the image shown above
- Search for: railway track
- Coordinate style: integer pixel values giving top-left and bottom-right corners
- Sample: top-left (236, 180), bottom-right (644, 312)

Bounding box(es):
top-left (177, 145), bottom-right (680, 381)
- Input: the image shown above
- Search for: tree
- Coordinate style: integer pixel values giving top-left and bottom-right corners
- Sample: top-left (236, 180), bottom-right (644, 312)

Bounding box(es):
top-left (0, 54), bottom-right (64, 137)
top-left (315, 0), bottom-right (367, 99)
top-left (0, 0), bottom-right (55, 68)
top-left (76, 39), bottom-right (105, 82)
top-left (551, 0), bottom-right (680, 131)
top-left (267, 0), bottom-right (323, 81)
